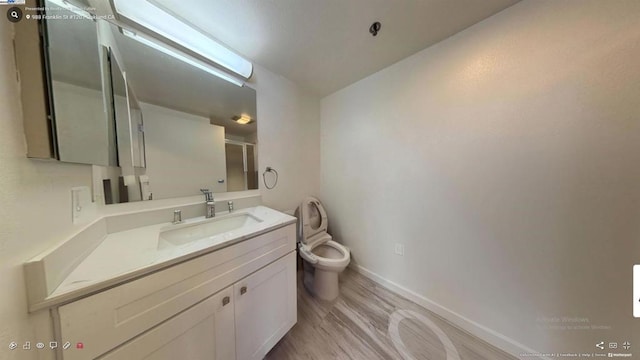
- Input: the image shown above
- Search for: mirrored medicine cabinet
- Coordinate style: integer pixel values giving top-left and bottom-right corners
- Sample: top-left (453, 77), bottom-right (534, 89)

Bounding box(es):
top-left (14, 0), bottom-right (259, 204)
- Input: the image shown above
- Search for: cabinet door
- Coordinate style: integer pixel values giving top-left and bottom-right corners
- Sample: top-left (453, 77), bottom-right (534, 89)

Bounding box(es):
top-left (234, 252), bottom-right (297, 360)
top-left (97, 287), bottom-right (235, 360)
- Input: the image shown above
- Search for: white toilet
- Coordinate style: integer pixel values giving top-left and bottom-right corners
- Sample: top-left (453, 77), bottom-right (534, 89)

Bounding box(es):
top-left (297, 197), bottom-right (350, 301)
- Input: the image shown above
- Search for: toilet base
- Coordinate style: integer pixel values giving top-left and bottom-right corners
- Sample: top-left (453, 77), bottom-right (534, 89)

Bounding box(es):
top-left (304, 268), bottom-right (340, 301)
top-left (301, 254), bottom-right (348, 302)
top-left (313, 269), bottom-right (340, 301)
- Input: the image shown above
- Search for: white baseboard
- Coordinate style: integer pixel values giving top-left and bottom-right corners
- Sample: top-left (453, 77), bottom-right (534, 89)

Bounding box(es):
top-left (350, 264), bottom-right (549, 360)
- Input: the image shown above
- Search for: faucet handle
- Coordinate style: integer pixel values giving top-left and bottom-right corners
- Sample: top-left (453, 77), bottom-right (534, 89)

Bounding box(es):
top-left (200, 188), bottom-right (213, 201)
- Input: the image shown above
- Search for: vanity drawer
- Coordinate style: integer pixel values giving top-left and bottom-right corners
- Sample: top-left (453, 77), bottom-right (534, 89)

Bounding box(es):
top-left (57, 224), bottom-right (295, 360)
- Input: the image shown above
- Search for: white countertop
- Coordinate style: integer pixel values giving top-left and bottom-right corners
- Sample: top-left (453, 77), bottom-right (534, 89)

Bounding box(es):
top-left (47, 206), bottom-right (296, 304)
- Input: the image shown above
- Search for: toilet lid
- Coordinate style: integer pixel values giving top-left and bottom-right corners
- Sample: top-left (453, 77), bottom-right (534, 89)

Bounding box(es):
top-left (300, 197), bottom-right (328, 244)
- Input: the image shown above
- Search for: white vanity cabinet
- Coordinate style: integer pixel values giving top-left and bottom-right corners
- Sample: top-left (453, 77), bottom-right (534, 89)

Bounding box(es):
top-left (53, 224), bottom-right (296, 360)
top-left (98, 286), bottom-right (236, 360)
top-left (234, 252), bottom-right (297, 360)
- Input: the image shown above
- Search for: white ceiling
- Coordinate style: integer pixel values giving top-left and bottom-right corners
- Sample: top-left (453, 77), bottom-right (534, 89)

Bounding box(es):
top-left (150, 0), bottom-right (520, 96)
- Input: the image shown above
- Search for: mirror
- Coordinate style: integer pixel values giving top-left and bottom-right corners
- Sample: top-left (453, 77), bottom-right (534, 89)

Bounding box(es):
top-left (101, 22), bottom-right (258, 204)
top-left (99, 53), bottom-right (138, 203)
top-left (44, 0), bottom-right (116, 166)
top-left (110, 55), bottom-right (131, 169)
top-left (37, 5), bottom-right (258, 203)
top-left (128, 88), bottom-right (146, 169)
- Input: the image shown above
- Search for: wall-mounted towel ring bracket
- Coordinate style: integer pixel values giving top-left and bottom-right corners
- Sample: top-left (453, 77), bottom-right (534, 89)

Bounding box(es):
top-left (263, 166), bottom-right (279, 190)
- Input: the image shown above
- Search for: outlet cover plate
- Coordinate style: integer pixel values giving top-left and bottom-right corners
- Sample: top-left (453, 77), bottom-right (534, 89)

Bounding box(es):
top-left (394, 243), bottom-right (404, 256)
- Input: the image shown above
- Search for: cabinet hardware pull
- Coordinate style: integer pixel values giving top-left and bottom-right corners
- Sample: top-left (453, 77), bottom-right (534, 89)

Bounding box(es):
top-left (222, 296), bottom-right (230, 306)
top-left (240, 286), bottom-right (247, 295)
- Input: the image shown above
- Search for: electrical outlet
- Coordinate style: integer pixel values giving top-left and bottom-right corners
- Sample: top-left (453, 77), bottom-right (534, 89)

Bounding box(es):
top-left (394, 243), bottom-right (404, 256)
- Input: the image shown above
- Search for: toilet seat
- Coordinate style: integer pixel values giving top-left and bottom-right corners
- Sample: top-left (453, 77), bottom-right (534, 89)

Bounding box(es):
top-left (299, 233), bottom-right (350, 269)
top-left (311, 240), bottom-right (350, 269)
top-left (300, 197), bottom-right (328, 242)
top-left (298, 197), bottom-right (350, 269)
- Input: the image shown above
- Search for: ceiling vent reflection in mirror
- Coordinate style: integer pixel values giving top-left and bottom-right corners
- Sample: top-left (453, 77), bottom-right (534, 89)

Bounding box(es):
top-left (232, 114), bottom-right (253, 125)
top-left (111, 0), bottom-right (253, 82)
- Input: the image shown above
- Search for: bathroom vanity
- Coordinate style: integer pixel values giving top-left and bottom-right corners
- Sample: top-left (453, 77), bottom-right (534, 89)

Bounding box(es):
top-left (17, 2), bottom-right (295, 358)
top-left (16, 1), bottom-right (293, 356)
top-left (24, 202), bottom-right (297, 360)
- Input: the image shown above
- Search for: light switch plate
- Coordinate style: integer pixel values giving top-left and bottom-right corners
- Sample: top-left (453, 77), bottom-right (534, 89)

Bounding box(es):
top-left (394, 243), bottom-right (405, 256)
top-left (71, 186), bottom-right (95, 225)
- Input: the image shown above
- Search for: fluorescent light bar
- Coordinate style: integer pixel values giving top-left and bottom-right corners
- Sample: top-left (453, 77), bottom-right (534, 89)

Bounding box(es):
top-left (48, 0), bottom-right (93, 19)
top-left (122, 29), bottom-right (244, 87)
top-left (112, 0), bottom-right (252, 79)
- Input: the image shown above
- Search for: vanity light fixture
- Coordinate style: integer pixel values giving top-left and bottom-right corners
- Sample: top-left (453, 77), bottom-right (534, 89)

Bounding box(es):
top-left (111, 0), bottom-right (253, 79)
top-left (121, 29), bottom-right (245, 87)
top-left (232, 114), bottom-right (253, 125)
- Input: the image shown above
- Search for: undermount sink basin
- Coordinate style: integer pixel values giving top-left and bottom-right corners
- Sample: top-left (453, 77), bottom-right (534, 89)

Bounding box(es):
top-left (158, 213), bottom-right (262, 249)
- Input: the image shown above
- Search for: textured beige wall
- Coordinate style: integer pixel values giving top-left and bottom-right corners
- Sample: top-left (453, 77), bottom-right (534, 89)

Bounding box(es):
top-left (254, 65), bottom-right (321, 212)
top-left (321, 0), bottom-right (640, 355)
top-left (0, 21), bottom-right (94, 360)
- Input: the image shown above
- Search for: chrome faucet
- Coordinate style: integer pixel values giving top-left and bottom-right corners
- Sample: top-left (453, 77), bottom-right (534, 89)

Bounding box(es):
top-left (173, 209), bottom-right (182, 224)
top-left (201, 189), bottom-right (215, 218)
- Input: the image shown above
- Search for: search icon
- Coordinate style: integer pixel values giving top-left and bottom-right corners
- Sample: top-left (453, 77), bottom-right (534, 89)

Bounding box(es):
top-left (7, 7), bottom-right (23, 23)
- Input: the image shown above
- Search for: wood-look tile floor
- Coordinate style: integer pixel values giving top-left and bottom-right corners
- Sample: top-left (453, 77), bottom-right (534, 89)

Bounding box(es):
top-left (266, 268), bottom-right (517, 360)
